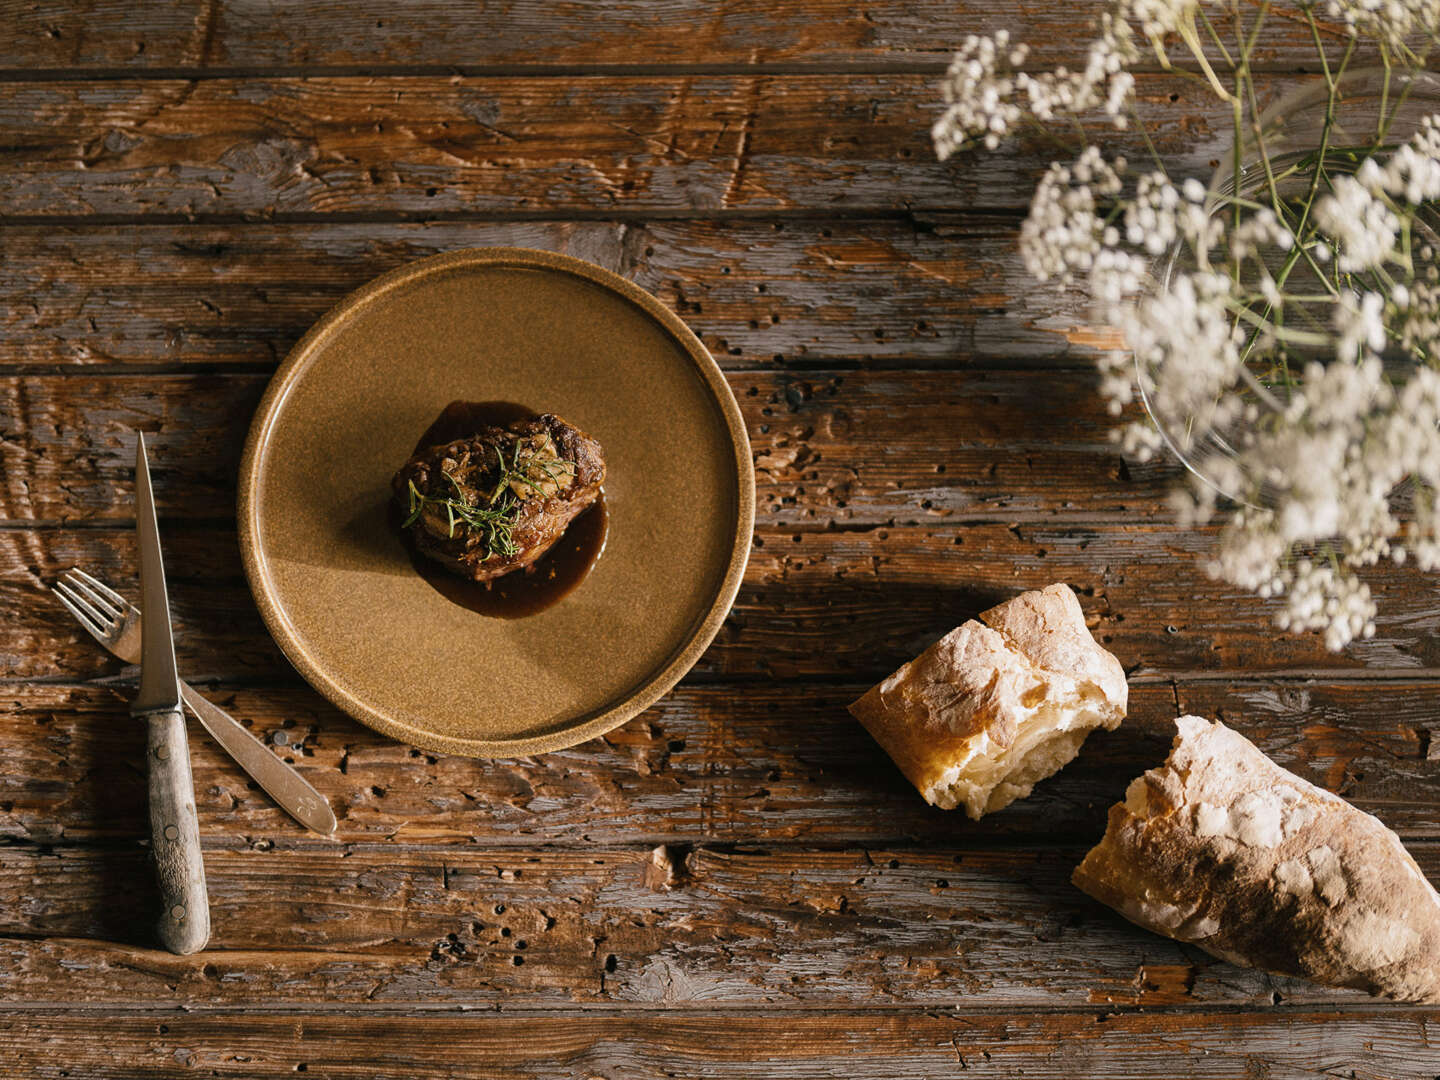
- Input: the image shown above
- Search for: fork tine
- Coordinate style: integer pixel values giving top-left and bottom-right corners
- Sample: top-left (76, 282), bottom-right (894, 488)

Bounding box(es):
top-left (54, 578), bottom-right (115, 632)
top-left (52, 585), bottom-right (107, 640)
top-left (62, 569), bottom-right (124, 619)
top-left (66, 567), bottom-right (129, 613)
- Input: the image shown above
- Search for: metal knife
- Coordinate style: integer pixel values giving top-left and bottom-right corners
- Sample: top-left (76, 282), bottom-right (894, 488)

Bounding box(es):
top-left (132, 433), bottom-right (211, 955)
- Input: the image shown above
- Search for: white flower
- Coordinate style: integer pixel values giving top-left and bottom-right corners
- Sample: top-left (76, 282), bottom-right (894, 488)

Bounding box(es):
top-left (1375, 366), bottom-right (1440, 495)
top-left (1273, 560), bottom-right (1376, 650)
top-left (1019, 148), bottom-right (1125, 286)
top-left (1313, 175), bottom-right (1401, 271)
top-left (1230, 207), bottom-right (1293, 260)
top-left (1359, 114), bottom-right (1440, 204)
top-left (1191, 353), bottom-right (1411, 650)
top-left (1209, 508), bottom-right (1289, 592)
top-left (932, 5), bottom-right (1154, 158)
top-left (1091, 248), bottom-right (1151, 306)
top-left (937, 5), bottom-right (1440, 654)
top-left (932, 32), bottom-right (1031, 157)
top-left (1123, 171), bottom-right (1220, 260)
top-left (1400, 280), bottom-right (1440, 358)
top-left (1333, 291), bottom-right (1388, 361)
top-left (1118, 270), bottom-right (1245, 449)
top-left (1325, 0), bottom-right (1440, 48)
top-left (1125, 172), bottom-right (1183, 255)
top-left (1126, 0), bottom-right (1200, 39)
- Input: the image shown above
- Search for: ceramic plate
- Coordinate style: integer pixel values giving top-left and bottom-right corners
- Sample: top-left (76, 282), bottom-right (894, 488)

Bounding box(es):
top-left (238, 248), bottom-right (754, 757)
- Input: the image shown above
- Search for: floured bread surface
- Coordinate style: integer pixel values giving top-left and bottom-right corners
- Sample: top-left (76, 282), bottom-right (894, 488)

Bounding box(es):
top-left (1073, 716), bottom-right (1440, 1003)
top-left (847, 583), bottom-right (1126, 819)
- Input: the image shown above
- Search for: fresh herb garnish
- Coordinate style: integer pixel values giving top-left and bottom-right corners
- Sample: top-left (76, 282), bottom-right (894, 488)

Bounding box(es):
top-left (502, 441), bottom-right (574, 498)
top-left (402, 437), bottom-right (573, 560)
top-left (404, 478), bottom-right (521, 558)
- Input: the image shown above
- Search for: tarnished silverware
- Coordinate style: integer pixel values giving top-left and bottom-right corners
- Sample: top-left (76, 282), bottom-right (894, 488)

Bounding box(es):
top-left (53, 566), bottom-right (337, 837)
top-left (129, 434), bottom-right (210, 953)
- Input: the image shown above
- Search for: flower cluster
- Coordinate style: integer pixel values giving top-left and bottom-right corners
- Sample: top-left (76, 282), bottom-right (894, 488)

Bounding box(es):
top-left (936, 0), bottom-right (1440, 650)
top-left (932, 1), bottom-right (1251, 160)
top-left (932, 32), bottom-right (1031, 156)
top-left (1116, 121), bottom-right (1440, 648)
top-left (1018, 147), bottom-right (1124, 284)
top-left (1325, 0), bottom-right (1440, 49)
top-left (1314, 176), bottom-right (1401, 271)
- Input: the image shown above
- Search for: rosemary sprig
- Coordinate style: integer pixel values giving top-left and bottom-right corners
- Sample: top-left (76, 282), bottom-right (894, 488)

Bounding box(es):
top-left (501, 442), bottom-right (574, 498)
top-left (403, 478), bottom-right (522, 558)
top-left (402, 437), bottom-right (573, 560)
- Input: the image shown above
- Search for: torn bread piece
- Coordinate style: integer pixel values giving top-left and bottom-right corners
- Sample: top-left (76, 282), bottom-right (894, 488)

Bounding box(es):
top-left (1073, 716), bottom-right (1440, 1003)
top-left (847, 583), bottom-right (1127, 819)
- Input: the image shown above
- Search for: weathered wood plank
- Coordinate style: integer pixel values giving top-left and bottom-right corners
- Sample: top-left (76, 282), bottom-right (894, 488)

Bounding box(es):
top-left (7, 521), bottom-right (1440, 682)
top-left (0, 370), bottom-right (1164, 525)
top-left (3, 680), bottom-right (1439, 847)
top-left (3, 840), bottom-right (1437, 1007)
top-left (0, 0), bottom-right (1362, 72)
top-left (6, 1008), bottom-right (1438, 1080)
top-left (0, 218), bottom-right (1087, 370)
top-left (0, 73), bottom-right (1273, 217)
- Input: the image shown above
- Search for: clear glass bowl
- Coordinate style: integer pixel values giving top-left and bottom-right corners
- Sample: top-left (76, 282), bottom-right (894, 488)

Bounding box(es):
top-left (1138, 67), bottom-right (1440, 505)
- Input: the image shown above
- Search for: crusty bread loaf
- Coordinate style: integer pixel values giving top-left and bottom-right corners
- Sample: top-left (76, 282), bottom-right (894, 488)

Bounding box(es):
top-left (1073, 716), bottom-right (1440, 1003)
top-left (848, 583), bottom-right (1127, 819)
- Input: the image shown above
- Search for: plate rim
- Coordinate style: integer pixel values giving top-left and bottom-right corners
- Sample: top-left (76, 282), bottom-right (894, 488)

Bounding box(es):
top-left (237, 246), bottom-right (755, 758)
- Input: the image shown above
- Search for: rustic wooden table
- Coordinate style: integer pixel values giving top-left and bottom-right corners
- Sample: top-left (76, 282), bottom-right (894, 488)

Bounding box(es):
top-left (2, 2), bottom-right (1439, 1076)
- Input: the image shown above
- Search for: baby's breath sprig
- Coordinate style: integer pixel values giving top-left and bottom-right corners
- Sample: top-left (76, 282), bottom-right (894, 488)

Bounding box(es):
top-left (936, 0), bottom-right (1440, 650)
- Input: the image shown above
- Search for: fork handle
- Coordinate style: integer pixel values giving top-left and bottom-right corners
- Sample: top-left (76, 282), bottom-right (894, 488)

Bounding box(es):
top-left (147, 707), bottom-right (211, 955)
top-left (179, 683), bottom-right (337, 835)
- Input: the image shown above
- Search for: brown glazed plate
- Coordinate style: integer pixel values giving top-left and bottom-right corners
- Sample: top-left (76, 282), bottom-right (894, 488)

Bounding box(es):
top-left (238, 248), bottom-right (754, 757)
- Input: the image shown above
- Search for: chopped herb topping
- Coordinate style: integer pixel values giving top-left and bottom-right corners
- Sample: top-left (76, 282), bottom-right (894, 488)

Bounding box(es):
top-left (403, 437), bottom-right (573, 560)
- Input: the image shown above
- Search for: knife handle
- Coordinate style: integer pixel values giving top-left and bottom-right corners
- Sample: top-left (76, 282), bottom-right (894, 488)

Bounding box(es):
top-left (147, 707), bottom-right (211, 955)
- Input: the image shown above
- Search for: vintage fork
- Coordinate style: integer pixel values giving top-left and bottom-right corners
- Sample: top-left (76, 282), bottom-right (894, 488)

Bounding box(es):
top-left (52, 568), bottom-right (337, 835)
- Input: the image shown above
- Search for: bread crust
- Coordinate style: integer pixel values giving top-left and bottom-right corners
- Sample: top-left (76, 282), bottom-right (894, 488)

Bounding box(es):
top-left (978, 584), bottom-right (1127, 708)
top-left (1073, 716), bottom-right (1440, 1003)
top-left (848, 584), bottom-right (1127, 818)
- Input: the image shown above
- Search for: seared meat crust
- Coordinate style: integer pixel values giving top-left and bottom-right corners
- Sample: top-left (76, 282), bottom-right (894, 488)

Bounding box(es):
top-left (393, 413), bottom-right (605, 582)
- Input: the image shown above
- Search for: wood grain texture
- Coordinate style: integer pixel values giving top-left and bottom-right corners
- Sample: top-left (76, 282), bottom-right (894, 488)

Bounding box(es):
top-left (4, 1008), bottom-right (1438, 1080)
top-left (0, 218), bottom-right (1090, 370)
top-left (0, 0), bottom-right (1361, 73)
top-left (3, 840), bottom-right (1438, 1007)
top-left (177, 677), bottom-right (338, 834)
top-left (3, 681), bottom-right (1439, 848)
top-left (9, 521), bottom-right (1440, 683)
top-left (0, 72), bottom-right (1272, 217)
top-left (0, 370), bottom-right (1163, 524)
top-left (6, 4), bottom-right (1439, 1071)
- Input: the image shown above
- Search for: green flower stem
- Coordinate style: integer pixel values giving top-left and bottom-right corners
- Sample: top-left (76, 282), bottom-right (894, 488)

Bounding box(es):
top-left (1225, 299), bottom-right (1332, 345)
top-left (1190, 4), bottom-right (1238, 98)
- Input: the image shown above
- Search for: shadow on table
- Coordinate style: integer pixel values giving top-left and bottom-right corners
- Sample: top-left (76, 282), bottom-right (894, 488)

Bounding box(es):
top-left (66, 714), bottom-right (165, 946)
top-left (721, 574), bottom-right (1177, 843)
top-left (728, 577), bottom-right (1014, 678)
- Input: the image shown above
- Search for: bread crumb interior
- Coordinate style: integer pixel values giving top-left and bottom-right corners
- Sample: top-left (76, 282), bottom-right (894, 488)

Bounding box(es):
top-left (925, 685), bottom-right (1114, 819)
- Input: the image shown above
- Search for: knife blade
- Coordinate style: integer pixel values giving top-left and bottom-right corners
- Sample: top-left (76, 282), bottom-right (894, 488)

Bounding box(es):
top-left (131, 433), bottom-right (211, 955)
top-left (132, 433), bottom-right (183, 717)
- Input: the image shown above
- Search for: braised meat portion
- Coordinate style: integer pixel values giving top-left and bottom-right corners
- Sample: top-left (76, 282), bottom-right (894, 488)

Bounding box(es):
top-left (393, 413), bottom-right (605, 582)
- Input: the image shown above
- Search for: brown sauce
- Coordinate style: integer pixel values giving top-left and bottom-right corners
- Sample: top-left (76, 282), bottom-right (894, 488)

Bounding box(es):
top-left (399, 400), bottom-right (609, 619)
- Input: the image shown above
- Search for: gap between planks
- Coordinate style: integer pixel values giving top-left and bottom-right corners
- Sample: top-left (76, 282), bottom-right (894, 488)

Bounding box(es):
top-left (0, 208), bottom-right (996, 230)
top-left (0, 60), bottom-right (1334, 83)
top-left (10, 670), bottom-right (1440, 688)
top-left (5, 834), bottom-right (1440, 854)
top-left (11, 668), bottom-right (1440, 689)
top-left (0, 1000), bottom-right (1434, 1017)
